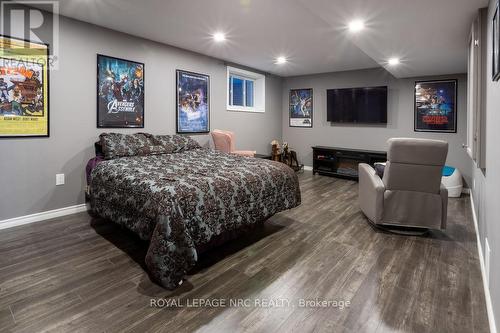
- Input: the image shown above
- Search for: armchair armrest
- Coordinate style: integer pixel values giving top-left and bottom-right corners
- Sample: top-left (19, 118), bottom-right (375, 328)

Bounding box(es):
top-left (358, 163), bottom-right (385, 223)
top-left (233, 150), bottom-right (256, 157)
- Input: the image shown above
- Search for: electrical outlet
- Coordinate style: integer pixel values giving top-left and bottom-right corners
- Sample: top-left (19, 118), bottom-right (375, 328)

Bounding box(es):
top-left (56, 173), bottom-right (65, 186)
top-left (485, 238), bottom-right (491, 287)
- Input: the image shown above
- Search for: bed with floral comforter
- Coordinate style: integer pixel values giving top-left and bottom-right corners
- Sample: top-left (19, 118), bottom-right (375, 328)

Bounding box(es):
top-left (89, 133), bottom-right (301, 289)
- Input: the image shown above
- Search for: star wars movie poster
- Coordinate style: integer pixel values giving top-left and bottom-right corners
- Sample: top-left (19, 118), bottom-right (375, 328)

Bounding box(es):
top-left (97, 54), bottom-right (144, 128)
top-left (0, 36), bottom-right (49, 137)
top-left (414, 80), bottom-right (457, 133)
top-left (176, 70), bottom-right (209, 133)
top-left (289, 88), bottom-right (313, 128)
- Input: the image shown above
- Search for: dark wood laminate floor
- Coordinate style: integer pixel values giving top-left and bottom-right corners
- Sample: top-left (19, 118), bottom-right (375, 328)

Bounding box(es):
top-left (0, 172), bottom-right (489, 333)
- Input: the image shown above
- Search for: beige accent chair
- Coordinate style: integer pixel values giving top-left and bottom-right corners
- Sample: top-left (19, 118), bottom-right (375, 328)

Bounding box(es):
top-left (211, 129), bottom-right (256, 157)
top-left (359, 138), bottom-right (448, 230)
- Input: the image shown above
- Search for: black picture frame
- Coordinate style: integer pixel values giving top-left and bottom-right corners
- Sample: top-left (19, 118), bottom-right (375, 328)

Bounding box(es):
top-left (289, 88), bottom-right (313, 128)
top-left (96, 54), bottom-right (145, 128)
top-left (493, 1), bottom-right (500, 81)
top-left (0, 34), bottom-right (50, 138)
top-left (176, 69), bottom-right (210, 134)
top-left (414, 79), bottom-right (457, 133)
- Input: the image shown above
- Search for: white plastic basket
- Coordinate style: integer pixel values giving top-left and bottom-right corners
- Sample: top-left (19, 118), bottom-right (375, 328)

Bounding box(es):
top-left (441, 166), bottom-right (463, 198)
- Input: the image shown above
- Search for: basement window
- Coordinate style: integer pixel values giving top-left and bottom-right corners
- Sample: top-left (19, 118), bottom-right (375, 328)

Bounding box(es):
top-left (227, 66), bottom-right (265, 112)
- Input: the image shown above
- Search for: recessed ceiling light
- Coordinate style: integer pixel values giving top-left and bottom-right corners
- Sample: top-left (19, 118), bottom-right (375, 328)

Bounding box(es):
top-left (213, 32), bottom-right (226, 42)
top-left (276, 56), bottom-right (287, 64)
top-left (348, 20), bottom-right (365, 32)
top-left (388, 57), bottom-right (400, 66)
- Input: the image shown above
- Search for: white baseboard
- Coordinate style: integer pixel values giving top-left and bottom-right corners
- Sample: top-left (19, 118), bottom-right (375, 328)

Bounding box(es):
top-left (470, 194), bottom-right (497, 333)
top-left (303, 165), bottom-right (313, 171)
top-left (0, 203), bottom-right (89, 231)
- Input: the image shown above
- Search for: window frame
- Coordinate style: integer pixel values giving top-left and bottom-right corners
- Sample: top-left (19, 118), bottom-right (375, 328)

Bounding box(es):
top-left (466, 8), bottom-right (487, 169)
top-left (228, 74), bottom-right (255, 108)
top-left (226, 66), bottom-right (265, 113)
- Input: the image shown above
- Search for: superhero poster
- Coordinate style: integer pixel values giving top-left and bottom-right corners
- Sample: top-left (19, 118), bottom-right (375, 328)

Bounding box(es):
top-left (414, 80), bottom-right (457, 133)
top-left (176, 70), bottom-right (210, 134)
top-left (97, 54), bottom-right (144, 128)
top-left (0, 35), bottom-right (49, 137)
top-left (289, 88), bottom-right (313, 128)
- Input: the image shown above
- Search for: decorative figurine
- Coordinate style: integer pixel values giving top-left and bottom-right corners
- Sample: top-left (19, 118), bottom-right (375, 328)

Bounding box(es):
top-left (271, 139), bottom-right (281, 161)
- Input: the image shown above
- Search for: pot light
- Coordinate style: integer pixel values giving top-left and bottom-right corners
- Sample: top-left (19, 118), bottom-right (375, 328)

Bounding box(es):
top-left (388, 57), bottom-right (400, 66)
top-left (276, 56), bottom-right (287, 64)
top-left (348, 20), bottom-right (365, 32)
top-left (213, 32), bottom-right (226, 42)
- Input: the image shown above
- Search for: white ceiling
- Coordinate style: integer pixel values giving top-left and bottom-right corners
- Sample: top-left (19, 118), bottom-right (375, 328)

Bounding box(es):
top-left (54, 0), bottom-right (488, 78)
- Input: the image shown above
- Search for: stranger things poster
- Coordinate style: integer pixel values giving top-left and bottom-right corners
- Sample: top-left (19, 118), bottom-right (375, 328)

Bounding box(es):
top-left (97, 54), bottom-right (144, 128)
top-left (414, 80), bottom-right (457, 133)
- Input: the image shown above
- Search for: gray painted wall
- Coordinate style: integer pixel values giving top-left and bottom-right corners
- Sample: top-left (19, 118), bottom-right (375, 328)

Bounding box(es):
top-left (282, 69), bottom-right (471, 186)
top-left (472, 0), bottom-right (500, 330)
top-left (0, 16), bottom-right (283, 221)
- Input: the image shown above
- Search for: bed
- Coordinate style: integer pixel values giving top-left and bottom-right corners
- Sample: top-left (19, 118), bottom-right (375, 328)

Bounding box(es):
top-left (89, 133), bottom-right (301, 289)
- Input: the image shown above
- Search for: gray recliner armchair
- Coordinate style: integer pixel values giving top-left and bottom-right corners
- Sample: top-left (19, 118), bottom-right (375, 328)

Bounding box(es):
top-left (359, 138), bottom-right (449, 230)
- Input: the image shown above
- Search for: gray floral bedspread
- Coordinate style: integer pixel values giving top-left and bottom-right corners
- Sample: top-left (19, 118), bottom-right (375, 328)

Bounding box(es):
top-left (90, 148), bottom-right (301, 289)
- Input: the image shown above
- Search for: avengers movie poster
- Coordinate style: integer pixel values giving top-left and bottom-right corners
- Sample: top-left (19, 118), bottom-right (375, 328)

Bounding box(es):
top-left (176, 70), bottom-right (209, 133)
top-left (0, 35), bottom-right (49, 137)
top-left (289, 88), bottom-right (313, 128)
top-left (414, 80), bottom-right (457, 133)
top-left (97, 54), bottom-right (144, 128)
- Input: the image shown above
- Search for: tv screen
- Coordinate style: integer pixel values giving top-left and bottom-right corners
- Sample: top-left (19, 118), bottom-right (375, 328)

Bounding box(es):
top-left (327, 86), bottom-right (387, 123)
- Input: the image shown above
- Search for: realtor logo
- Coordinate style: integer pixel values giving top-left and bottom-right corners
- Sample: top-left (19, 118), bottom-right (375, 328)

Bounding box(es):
top-left (0, 0), bottom-right (59, 69)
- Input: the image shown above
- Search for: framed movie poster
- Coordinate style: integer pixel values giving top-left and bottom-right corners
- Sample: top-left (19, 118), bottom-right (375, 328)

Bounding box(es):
top-left (493, 2), bottom-right (500, 81)
top-left (0, 35), bottom-right (49, 138)
top-left (289, 88), bottom-right (313, 128)
top-left (414, 80), bottom-right (457, 133)
top-left (176, 70), bottom-right (210, 134)
top-left (97, 54), bottom-right (144, 128)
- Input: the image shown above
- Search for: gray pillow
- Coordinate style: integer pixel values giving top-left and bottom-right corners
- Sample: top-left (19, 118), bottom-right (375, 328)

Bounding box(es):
top-left (99, 133), bottom-right (155, 159)
top-left (151, 134), bottom-right (200, 153)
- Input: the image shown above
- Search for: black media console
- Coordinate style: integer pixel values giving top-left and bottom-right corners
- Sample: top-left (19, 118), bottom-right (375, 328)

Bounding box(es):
top-left (312, 146), bottom-right (387, 180)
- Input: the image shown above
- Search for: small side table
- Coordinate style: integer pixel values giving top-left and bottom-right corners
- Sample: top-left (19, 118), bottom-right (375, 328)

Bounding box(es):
top-left (254, 153), bottom-right (272, 160)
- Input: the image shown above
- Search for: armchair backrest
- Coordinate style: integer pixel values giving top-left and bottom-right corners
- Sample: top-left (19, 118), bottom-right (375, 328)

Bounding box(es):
top-left (382, 138), bottom-right (448, 194)
top-left (211, 129), bottom-right (235, 153)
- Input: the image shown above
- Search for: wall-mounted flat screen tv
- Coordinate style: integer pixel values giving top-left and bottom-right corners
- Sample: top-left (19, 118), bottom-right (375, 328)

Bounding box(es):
top-left (327, 86), bottom-right (388, 123)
